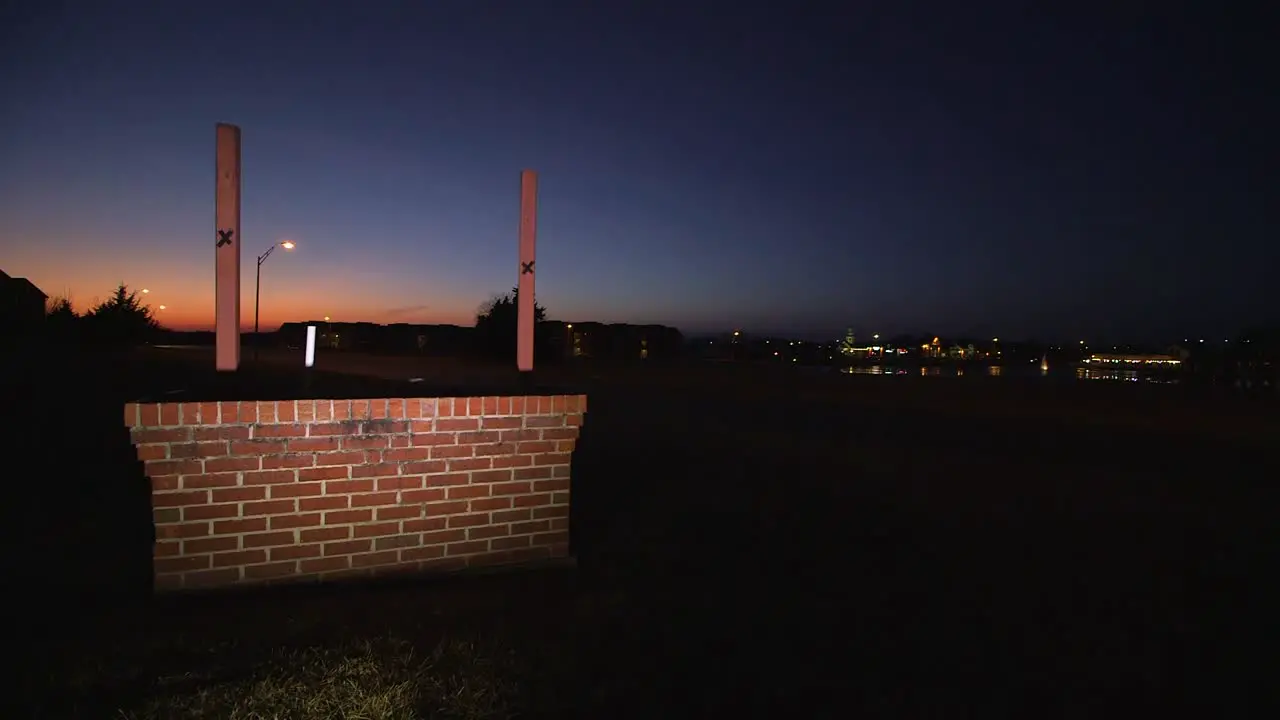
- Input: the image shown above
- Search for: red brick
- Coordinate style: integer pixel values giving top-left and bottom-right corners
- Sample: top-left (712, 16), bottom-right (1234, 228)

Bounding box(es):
top-left (244, 470), bottom-right (296, 485)
top-left (423, 500), bottom-right (469, 516)
top-left (343, 435), bottom-right (389, 450)
top-left (255, 401), bottom-right (278, 424)
top-left (376, 505), bottom-right (422, 521)
top-left (491, 535), bottom-right (532, 550)
top-left (383, 448), bottom-right (431, 462)
top-left (309, 422), bottom-right (360, 436)
top-left (150, 476), bottom-right (179, 491)
top-left (534, 478), bottom-right (570, 493)
top-left (542, 428), bottom-right (579, 440)
top-left (138, 404), bottom-right (161, 426)
top-left (517, 441), bottom-right (555, 454)
top-left (481, 416), bottom-right (523, 430)
top-left (492, 454), bottom-right (534, 468)
top-left (448, 457), bottom-right (491, 471)
top-left (324, 539), bottom-right (372, 556)
top-left (300, 496), bottom-right (348, 511)
top-left (447, 485), bottom-right (490, 500)
top-left (447, 540), bottom-right (488, 556)
top-left (213, 549), bottom-right (266, 567)
top-left (245, 562), bottom-right (297, 580)
top-left (262, 453), bottom-right (316, 469)
top-left (155, 522), bottom-right (210, 539)
top-left (186, 536), bottom-right (239, 554)
top-left (302, 526), bottom-right (350, 543)
top-left (194, 426), bottom-right (250, 441)
top-left (254, 424), bottom-right (307, 438)
top-left (186, 502), bottom-right (241, 521)
top-left (135, 445), bottom-right (168, 461)
top-left (324, 509), bottom-right (372, 525)
top-left (431, 445), bottom-right (473, 462)
top-left (350, 491), bottom-right (397, 508)
top-left (289, 438), bottom-right (340, 452)
top-left (185, 568), bottom-right (242, 587)
top-left (491, 481), bottom-right (531, 496)
top-left (156, 555), bottom-right (210, 573)
top-left (493, 508), bottom-right (532, 523)
top-left (534, 453), bottom-right (572, 466)
top-left (153, 490), bottom-right (208, 508)
top-left (436, 418), bottom-right (479, 432)
top-left (470, 497), bottom-right (512, 511)
top-left (270, 481), bottom-right (324, 499)
top-left (270, 512), bottom-right (322, 529)
top-left (401, 488), bottom-right (446, 504)
top-left (206, 457), bottom-right (261, 473)
top-left (459, 430), bottom-right (501, 445)
top-left (215, 518), bottom-right (267, 534)
top-left (170, 442), bottom-right (230, 459)
top-left (375, 535), bottom-right (419, 551)
top-left (469, 524), bottom-right (510, 540)
top-left (146, 459), bottom-right (203, 476)
top-left (473, 469), bottom-right (514, 485)
top-left (352, 522), bottom-right (398, 538)
top-left (402, 545), bottom-right (447, 562)
top-left (351, 463), bottom-right (399, 478)
top-left (154, 541), bottom-right (180, 557)
top-left (271, 544), bottom-right (321, 561)
top-left (243, 499), bottom-right (295, 516)
top-left (532, 530), bottom-right (570, 546)
top-left (211, 486), bottom-right (266, 503)
top-left (300, 466), bottom-right (349, 481)
top-left (514, 466), bottom-right (553, 480)
top-left (377, 476), bottom-right (422, 491)
top-left (314, 451), bottom-right (364, 466)
top-left (403, 517), bottom-right (448, 534)
top-left (352, 550), bottom-right (398, 568)
top-left (526, 416), bottom-right (565, 429)
top-left (447, 513), bottom-right (490, 528)
top-left (243, 531), bottom-right (294, 548)
top-left (160, 404), bottom-right (180, 426)
top-left (326, 478), bottom-right (373, 494)
top-left (301, 556), bottom-right (349, 573)
top-left (509, 489), bottom-right (550, 507)
top-left (512, 520), bottom-right (551, 535)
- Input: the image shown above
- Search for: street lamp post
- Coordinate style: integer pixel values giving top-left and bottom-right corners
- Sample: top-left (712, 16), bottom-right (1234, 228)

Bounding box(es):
top-left (254, 240), bottom-right (295, 360)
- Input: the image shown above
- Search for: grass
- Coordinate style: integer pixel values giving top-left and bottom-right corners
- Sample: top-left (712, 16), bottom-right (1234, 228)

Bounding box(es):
top-left (113, 637), bottom-right (518, 720)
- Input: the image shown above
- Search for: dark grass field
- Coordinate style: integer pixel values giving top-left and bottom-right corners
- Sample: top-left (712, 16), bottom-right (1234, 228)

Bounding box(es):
top-left (8, 346), bottom-right (1277, 716)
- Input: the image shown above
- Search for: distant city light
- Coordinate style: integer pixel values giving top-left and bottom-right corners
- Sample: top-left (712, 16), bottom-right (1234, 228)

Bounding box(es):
top-left (157, 305), bottom-right (166, 310)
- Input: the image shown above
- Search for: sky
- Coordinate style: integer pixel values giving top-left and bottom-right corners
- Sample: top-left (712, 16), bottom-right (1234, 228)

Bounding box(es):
top-left (1, 1), bottom-right (1275, 342)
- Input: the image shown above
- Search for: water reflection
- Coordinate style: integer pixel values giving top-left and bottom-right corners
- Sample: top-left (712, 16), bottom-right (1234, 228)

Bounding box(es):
top-left (1075, 367), bottom-right (1178, 384)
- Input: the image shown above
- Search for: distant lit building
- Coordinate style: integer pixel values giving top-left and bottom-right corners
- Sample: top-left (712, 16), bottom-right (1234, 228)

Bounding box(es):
top-left (1082, 352), bottom-right (1182, 367)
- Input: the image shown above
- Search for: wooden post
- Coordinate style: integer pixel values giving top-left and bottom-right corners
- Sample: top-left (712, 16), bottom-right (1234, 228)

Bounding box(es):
top-left (517, 170), bottom-right (538, 373)
top-left (215, 123), bottom-right (242, 371)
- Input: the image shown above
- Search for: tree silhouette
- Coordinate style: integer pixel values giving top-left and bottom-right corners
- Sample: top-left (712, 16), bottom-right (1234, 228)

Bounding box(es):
top-left (474, 287), bottom-right (546, 360)
top-left (44, 295), bottom-right (81, 342)
top-left (84, 283), bottom-right (161, 347)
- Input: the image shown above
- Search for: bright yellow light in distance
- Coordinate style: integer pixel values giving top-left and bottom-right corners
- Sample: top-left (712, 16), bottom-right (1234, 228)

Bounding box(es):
top-left (281, 241), bottom-right (295, 249)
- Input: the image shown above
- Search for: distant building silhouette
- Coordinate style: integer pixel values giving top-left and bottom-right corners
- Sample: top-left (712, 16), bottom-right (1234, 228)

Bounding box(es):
top-left (0, 269), bottom-right (48, 336)
top-left (542, 321), bottom-right (684, 362)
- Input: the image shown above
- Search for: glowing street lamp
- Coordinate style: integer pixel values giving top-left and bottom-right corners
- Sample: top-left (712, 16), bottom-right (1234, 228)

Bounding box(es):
top-left (254, 240), bottom-right (296, 359)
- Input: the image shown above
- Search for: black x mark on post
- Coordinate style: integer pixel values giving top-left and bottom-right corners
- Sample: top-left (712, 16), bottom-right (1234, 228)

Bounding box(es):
top-left (521, 261), bottom-right (535, 275)
top-left (216, 229), bottom-right (235, 248)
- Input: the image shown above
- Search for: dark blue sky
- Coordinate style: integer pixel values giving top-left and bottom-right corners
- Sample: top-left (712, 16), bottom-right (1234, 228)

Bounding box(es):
top-left (1, 1), bottom-right (1274, 341)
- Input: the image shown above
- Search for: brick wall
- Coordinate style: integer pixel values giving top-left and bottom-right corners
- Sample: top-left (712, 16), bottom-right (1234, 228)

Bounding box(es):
top-left (123, 395), bottom-right (585, 592)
